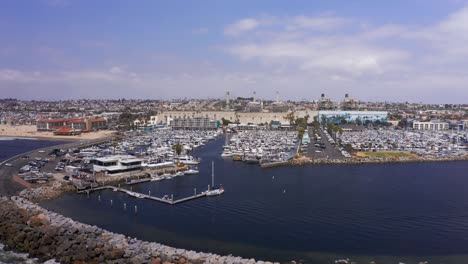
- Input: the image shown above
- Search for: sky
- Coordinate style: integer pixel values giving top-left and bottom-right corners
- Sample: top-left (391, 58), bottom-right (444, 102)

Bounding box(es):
top-left (1, 0), bottom-right (468, 103)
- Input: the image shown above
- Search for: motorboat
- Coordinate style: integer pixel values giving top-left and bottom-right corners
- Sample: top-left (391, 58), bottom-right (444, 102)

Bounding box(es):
top-left (177, 155), bottom-right (200, 165)
top-left (184, 168), bottom-right (199, 175)
top-left (127, 191), bottom-right (143, 198)
top-left (221, 151), bottom-right (233, 157)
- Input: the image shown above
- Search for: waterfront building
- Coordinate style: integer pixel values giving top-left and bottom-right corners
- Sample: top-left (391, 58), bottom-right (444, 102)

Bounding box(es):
top-left (53, 126), bottom-right (81, 136)
top-left (413, 120), bottom-right (449, 131)
top-left (170, 117), bottom-right (218, 130)
top-left (318, 110), bottom-right (388, 124)
top-left (157, 110), bottom-right (317, 126)
top-left (36, 117), bottom-right (107, 132)
top-left (91, 155), bottom-right (143, 175)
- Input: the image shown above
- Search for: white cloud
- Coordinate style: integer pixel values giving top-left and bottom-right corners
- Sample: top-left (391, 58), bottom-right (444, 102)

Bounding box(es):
top-left (109, 66), bottom-right (123, 74)
top-left (224, 18), bottom-right (259, 36)
top-left (290, 15), bottom-right (348, 31)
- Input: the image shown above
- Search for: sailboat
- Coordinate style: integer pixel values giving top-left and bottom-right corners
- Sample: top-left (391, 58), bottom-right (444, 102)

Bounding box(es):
top-left (204, 161), bottom-right (224, 196)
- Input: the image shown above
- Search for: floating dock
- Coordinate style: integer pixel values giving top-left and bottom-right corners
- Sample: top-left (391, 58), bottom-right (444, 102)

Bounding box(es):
top-left (77, 186), bottom-right (208, 205)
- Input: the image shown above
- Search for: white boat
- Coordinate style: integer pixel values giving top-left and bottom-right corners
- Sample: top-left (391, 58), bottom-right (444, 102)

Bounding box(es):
top-left (185, 169), bottom-right (199, 175)
top-left (205, 188), bottom-right (224, 196)
top-left (175, 171), bottom-right (185, 176)
top-left (177, 155), bottom-right (200, 165)
top-left (204, 161), bottom-right (224, 196)
top-left (151, 177), bottom-right (163, 181)
top-left (4, 163), bottom-right (12, 167)
top-left (221, 151), bottom-right (233, 157)
top-left (127, 191), bottom-right (143, 198)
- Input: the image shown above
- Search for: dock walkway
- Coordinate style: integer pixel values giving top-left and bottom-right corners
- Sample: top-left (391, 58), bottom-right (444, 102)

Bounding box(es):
top-left (77, 186), bottom-right (208, 205)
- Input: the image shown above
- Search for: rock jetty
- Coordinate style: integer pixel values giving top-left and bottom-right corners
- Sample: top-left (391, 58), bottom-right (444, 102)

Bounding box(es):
top-left (0, 196), bottom-right (280, 264)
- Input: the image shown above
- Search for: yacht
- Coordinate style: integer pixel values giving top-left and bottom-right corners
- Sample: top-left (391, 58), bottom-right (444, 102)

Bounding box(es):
top-left (177, 155), bottom-right (200, 165)
top-left (221, 150), bottom-right (233, 157)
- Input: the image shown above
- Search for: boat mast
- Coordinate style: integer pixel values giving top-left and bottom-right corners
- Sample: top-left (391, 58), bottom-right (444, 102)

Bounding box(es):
top-left (212, 160), bottom-right (214, 187)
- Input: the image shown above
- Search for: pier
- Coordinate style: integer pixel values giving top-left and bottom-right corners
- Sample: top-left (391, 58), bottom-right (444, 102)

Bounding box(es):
top-left (77, 186), bottom-right (209, 205)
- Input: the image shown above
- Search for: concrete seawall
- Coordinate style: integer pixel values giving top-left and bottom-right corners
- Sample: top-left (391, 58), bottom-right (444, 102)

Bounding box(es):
top-left (0, 196), bottom-right (279, 264)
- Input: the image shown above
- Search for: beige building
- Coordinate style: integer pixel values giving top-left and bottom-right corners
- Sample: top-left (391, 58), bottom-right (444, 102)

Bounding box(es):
top-left (156, 110), bottom-right (317, 126)
top-left (413, 120), bottom-right (449, 131)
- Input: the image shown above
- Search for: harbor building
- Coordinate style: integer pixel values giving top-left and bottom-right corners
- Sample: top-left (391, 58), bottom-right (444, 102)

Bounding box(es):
top-left (91, 155), bottom-right (143, 175)
top-left (413, 120), bottom-right (449, 131)
top-left (170, 117), bottom-right (218, 130)
top-left (157, 110), bottom-right (317, 126)
top-left (36, 117), bottom-right (107, 132)
top-left (318, 111), bottom-right (388, 124)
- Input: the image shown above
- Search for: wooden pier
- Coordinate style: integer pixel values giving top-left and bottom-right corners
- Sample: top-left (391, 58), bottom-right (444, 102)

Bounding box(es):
top-left (78, 186), bottom-right (209, 205)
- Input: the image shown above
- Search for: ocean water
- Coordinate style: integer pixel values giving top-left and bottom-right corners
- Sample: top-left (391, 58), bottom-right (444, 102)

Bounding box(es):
top-left (0, 138), bottom-right (66, 162)
top-left (40, 136), bottom-right (468, 264)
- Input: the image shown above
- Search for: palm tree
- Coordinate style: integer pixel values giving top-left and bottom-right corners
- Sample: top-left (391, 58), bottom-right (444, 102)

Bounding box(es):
top-left (285, 111), bottom-right (295, 127)
top-left (172, 143), bottom-right (183, 157)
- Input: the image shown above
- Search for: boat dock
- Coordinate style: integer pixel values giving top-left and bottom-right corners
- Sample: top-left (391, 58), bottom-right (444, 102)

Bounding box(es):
top-left (77, 186), bottom-right (208, 205)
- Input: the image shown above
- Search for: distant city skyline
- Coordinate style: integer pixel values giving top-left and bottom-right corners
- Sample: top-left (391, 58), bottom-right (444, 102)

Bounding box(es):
top-left (1, 0), bottom-right (468, 103)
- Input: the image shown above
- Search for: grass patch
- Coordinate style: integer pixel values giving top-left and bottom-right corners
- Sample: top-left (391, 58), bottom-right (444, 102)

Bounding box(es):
top-left (356, 151), bottom-right (415, 158)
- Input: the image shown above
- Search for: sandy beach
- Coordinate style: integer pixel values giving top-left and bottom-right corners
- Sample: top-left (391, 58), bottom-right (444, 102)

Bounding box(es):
top-left (0, 125), bottom-right (116, 140)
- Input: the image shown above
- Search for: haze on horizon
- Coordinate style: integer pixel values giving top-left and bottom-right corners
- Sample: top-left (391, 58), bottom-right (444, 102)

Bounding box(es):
top-left (1, 0), bottom-right (468, 104)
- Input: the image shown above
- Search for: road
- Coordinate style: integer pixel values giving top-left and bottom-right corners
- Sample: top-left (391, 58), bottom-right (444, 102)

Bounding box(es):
top-left (304, 127), bottom-right (344, 160)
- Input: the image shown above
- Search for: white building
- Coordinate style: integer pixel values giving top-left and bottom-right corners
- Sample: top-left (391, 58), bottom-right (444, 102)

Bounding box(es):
top-left (92, 155), bottom-right (143, 175)
top-left (413, 120), bottom-right (449, 131)
top-left (170, 117), bottom-right (218, 130)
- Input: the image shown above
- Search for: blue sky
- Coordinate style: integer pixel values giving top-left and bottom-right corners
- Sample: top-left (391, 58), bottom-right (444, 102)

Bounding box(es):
top-left (1, 0), bottom-right (468, 103)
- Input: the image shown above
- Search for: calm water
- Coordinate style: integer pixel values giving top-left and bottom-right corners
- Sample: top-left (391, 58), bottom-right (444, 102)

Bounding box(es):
top-left (0, 137), bottom-right (67, 162)
top-left (35, 136), bottom-right (468, 263)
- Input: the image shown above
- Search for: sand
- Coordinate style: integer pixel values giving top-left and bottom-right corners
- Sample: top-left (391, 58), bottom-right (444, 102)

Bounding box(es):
top-left (0, 125), bottom-right (116, 140)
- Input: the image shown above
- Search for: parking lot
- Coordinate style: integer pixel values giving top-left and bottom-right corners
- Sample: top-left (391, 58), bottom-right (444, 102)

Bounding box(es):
top-left (304, 128), bottom-right (345, 160)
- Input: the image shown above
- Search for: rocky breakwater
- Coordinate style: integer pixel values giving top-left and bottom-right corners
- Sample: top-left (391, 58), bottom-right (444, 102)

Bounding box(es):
top-left (18, 181), bottom-right (75, 202)
top-left (0, 196), bottom-right (280, 264)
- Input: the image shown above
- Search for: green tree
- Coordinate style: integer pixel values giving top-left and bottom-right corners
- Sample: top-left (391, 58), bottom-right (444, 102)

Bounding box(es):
top-left (295, 117), bottom-right (307, 129)
top-left (355, 117), bottom-right (362, 126)
top-left (304, 114), bottom-right (310, 125)
top-left (321, 114), bottom-right (327, 126)
top-left (172, 144), bottom-right (183, 156)
top-left (298, 127), bottom-right (305, 140)
top-left (285, 111), bottom-right (295, 126)
top-left (221, 117), bottom-right (232, 126)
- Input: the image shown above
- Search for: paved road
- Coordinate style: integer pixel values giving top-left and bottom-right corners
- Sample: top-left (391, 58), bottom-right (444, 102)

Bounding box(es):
top-left (304, 128), bottom-right (344, 160)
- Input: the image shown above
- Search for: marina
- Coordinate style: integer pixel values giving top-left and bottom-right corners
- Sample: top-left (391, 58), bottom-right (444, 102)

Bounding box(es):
top-left (221, 130), bottom-right (299, 164)
top-left (41, 136), bottom-right (468, 263)
top-left (78, 185), bottom-right (212, 205)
